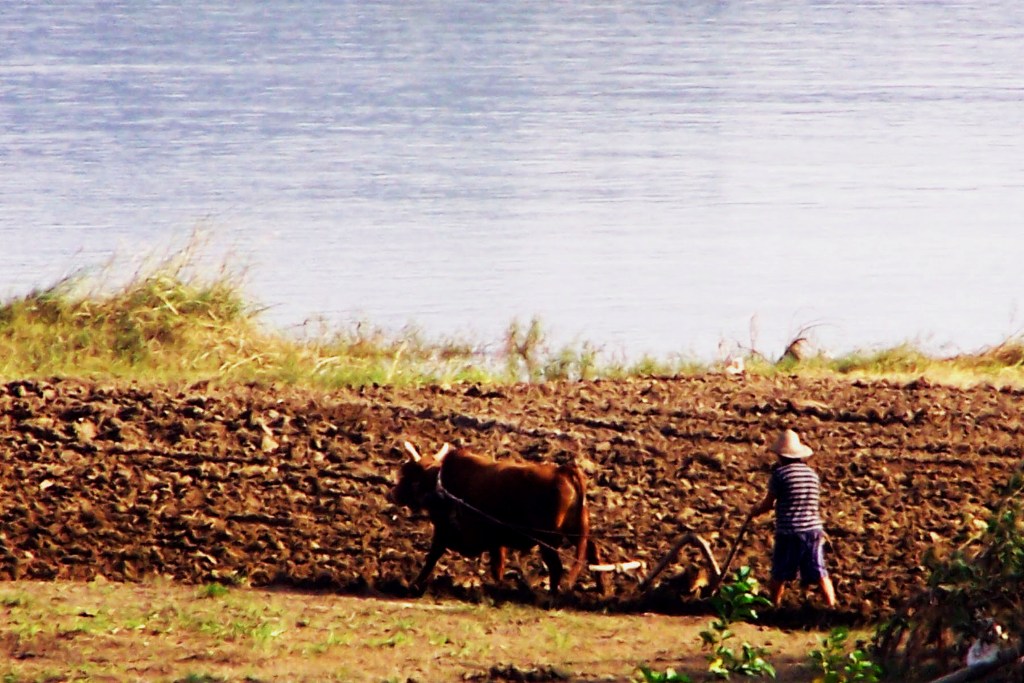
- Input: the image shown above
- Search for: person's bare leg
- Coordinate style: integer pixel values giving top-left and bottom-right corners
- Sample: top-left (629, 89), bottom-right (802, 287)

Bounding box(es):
top-left (769, 578), bottom-right (786, 606)
top-left (819, 576), bottom-right (837, 607)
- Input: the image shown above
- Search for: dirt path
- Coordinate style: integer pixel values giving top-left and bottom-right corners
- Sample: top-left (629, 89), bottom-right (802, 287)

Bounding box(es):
top-left (0, 579), bottom-right (838, 682)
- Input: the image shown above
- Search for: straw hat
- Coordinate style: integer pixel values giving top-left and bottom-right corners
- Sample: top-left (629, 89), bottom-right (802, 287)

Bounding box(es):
top-left (770, 429), bottom-right (813, 459)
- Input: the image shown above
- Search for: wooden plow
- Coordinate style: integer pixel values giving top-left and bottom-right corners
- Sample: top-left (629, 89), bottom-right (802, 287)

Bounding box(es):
top-left (638, 517), bottom-right (753, 596)
top-left (583, 516), bottom-right (754, 598)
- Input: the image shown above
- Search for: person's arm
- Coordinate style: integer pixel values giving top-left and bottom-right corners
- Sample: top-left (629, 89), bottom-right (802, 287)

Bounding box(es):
top-left (748, 488), bottom-right (775, 519)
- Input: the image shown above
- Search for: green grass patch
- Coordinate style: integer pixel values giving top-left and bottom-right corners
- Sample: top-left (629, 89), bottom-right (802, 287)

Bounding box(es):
top-left (199, 582), bottom-right (230, 600)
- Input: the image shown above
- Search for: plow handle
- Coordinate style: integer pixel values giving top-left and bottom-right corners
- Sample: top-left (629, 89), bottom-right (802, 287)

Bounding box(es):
top-left (708, 514), bottom-right (753, 594)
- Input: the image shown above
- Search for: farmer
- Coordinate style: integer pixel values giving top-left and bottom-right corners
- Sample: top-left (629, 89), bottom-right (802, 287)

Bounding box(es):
top-left (747, 428), bottom-right (837, 608)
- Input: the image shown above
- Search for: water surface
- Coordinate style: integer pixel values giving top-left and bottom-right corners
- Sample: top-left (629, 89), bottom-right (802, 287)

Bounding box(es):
top-left (3, 1), bottom-right (1024, 360)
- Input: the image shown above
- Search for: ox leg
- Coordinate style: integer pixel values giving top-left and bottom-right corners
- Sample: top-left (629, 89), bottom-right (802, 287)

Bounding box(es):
top-left (412, 535), bottom-right (448, 593)
top-left (587, 539), bottom-right (607, 595)
top-left (488, 547), bottom-right (507, 584)
top-left (563, 503), bottom-right (592, 589)
top-left (539, 545), bottom-right (564, 595)
top-left (564, 534), bottom-right (588, 589)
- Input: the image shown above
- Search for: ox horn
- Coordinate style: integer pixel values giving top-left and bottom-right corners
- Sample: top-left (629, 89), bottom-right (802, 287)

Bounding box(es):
top-left (403, 441), bottom-right (422, 462)
top-left (434, 443), bottom-right (451, 461)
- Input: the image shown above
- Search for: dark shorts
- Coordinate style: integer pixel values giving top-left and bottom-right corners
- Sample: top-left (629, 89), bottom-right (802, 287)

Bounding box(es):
top-left (772, 529), bottom-right (828, 585)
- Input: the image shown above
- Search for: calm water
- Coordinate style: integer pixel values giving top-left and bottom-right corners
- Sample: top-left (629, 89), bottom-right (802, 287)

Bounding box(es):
top-left (3, 1), bottom-right (1024, 361)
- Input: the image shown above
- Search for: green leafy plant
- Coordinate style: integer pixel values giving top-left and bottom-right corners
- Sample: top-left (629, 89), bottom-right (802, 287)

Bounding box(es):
top-left (699, 566), bottom-right (776, 679)
top-left (637, 567), bottom-right (775, 681)
top-left (809, 627), bottom-right (882, 683)
top-left (637, 665), bottom-right (692, 682)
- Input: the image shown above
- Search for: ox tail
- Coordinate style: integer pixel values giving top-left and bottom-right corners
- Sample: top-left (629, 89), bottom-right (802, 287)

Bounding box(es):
top-left (558, 463), bottom-right (590, 588)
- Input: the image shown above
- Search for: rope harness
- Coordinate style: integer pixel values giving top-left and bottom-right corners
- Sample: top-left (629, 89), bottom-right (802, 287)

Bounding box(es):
top-left (434, 458), bottom-right (644, 577)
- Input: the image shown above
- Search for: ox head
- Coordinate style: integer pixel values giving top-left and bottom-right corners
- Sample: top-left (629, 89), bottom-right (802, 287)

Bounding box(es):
top-left (388, 441), bottom-right (451, 510)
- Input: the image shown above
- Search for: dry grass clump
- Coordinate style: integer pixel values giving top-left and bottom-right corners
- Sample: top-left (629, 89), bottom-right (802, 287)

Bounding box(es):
top-left (0, 266), bottom-right (256, 381)
top-left (951, 339), bottom-right (1024, 370)
top-left (8, 245), bottom-right (1024, 390)
top-left (0, 254), bottom-right (491, 387)
top-left (0, 263), bottom-right (650, 387)
top-left (832, 342), bottom-right (1024, 387)
top-left (829, 344), bottom-right (934, 376)
top-left (756, 334), bottom-right (1024, 388)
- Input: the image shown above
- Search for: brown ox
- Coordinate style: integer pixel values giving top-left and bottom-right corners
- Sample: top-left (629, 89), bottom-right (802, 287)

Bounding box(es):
top-left (388, 441), bottom-right (603, 595)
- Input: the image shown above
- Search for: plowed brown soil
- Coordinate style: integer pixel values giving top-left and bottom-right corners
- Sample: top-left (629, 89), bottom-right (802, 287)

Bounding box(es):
top-left (1, 374), bottom-right (1020, 627)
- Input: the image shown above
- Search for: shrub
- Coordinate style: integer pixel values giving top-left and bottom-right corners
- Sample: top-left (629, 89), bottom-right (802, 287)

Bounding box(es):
top-left (875, 471), bottom-right (1023, 678)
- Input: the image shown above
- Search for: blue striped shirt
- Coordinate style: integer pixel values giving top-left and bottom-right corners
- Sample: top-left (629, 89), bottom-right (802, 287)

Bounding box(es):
top-left (770, 461), bottom-right (824, 534)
